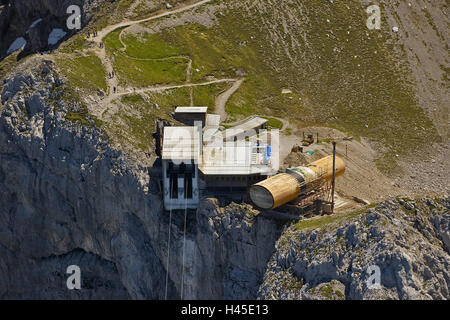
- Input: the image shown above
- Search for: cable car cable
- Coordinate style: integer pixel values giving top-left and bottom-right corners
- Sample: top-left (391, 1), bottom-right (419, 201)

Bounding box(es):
top-left (181, 195), bottom-right (188, 300)
top-left (164, 206), bottom-right (173, 300)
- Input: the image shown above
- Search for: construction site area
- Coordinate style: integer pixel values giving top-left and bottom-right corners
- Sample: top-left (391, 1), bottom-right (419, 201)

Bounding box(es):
top-left (153, 106), bottom-right (366, 218)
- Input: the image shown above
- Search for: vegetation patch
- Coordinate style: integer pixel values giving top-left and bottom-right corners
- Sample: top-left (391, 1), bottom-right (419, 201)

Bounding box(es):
top-left (45, 0), bottom-right (440, 169)
top-left (0, 52), bottom-right (21, 84)
top-left (265, 117), bottom-right (284, 130)
top-left (59, 34), bottom-right (89, 54)
top-left (294, 204), bottom-right (376, 231)
top-left (133, 0), bottom-right (440, 171)
top-left (105, 88), bottom-right (190, 151)
top-left (280, 269), bottom-right (304, 291)
top-left (113, 55), bottom-right (188, 87)
top-left (56, 54), bottom-right (107, 93)
top-left (104, 29), bottom-right (189, 87)
top-left (55, 87), bottom-right (103, 127)
top-left (121, 33), bottom-right (185, 59)
top-left (193, 82), bottom-right (230, 109)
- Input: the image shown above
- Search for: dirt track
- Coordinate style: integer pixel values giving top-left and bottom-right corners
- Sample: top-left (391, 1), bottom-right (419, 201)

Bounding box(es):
top-left (214, 79), bottom-right (243, 122)
top-left (84, 0), bottom-right (244, 119)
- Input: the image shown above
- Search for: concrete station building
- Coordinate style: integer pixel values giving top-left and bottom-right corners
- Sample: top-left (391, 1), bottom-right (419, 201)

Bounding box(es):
top-left (161, 107), bottom-right (279, 210)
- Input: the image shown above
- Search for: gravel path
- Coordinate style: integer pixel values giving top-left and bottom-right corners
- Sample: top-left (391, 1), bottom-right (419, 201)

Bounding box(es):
top-left (85, 0), bottom-right (244, 119)
top-left (214, 79), bottom-right (244, 122)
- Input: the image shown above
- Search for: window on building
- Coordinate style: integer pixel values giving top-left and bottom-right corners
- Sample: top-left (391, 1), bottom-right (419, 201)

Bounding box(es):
top-left (167, 161), bottom-right (174, 178)
top-left (184, 173), bottom-right (193, 199)
top-left (170, 174), bottom-right (178, 199)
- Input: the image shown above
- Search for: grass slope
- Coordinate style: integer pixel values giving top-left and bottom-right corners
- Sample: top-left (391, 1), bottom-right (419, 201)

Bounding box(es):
top-left (38, 0), bottom-right (440, 169)
top-left (106, 88), bottom-right (190, 151)
top-left (104, 29), bottom-right (188, 87)
top-left (56, 54), bottom-right (107, 93)
top-left (133, 0), bottom-right (440, 171)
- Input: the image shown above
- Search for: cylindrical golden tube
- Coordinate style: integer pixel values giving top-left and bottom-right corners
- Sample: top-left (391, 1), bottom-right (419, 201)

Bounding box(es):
top-left (249, 173), bottom-right (300, 210)
top-left (304, 155), bottom-right (345, 182)
top-left (250, 156), bottom-right (345, 210)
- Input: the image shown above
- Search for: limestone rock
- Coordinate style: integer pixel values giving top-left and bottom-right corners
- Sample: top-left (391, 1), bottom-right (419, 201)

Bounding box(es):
top-left (258, 198), bottom-right (450, 300)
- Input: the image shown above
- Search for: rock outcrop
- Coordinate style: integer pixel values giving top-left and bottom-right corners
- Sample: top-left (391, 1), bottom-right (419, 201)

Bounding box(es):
top-left (0, 59), bottom-right (285, 299)
top-left (258, 198), bottom-right (450, 300)
top-left (0, 58), bottom-right (448, 300)
top-left (0, 0), bottom-right (105, 59)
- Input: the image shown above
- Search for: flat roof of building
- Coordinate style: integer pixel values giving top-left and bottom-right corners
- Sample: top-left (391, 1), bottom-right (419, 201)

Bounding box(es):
top-left (203, 127), bottom-right (221, 143)
top-left (205, 114), bottom-right (221, 127)
top-left (175, 106), bottom-right (208, 114)
top-left (199, 142), bottom-right (275, 175)
top-left (221, 117), bottom-right (268, 140)
top-left (199, 166), bottom-right (274, 175)
top-left (203, 114), bottom-right (222, 143)
top-left (162, 126), bottom-right (200, 160)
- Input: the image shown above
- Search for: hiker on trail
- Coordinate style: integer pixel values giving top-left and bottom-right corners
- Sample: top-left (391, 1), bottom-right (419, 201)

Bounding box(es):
top-left (87, 31), bottom-right (90, 38)
top-left (113, 87), bottom-right (116, 93)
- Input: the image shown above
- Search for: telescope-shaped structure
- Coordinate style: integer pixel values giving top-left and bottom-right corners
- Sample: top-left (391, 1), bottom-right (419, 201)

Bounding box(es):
top-left (249, 155), bottom-right (345, 210)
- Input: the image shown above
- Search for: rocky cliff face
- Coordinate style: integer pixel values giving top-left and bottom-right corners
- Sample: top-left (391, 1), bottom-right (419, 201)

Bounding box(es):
top-left (0, 58), bottom-right (449, 300)
top-left (0, 0), bottom-right (104, 59)
top-left (258, 198), bottom-right (450, 300)
top-left (0, 58), bottom-right (285, 299)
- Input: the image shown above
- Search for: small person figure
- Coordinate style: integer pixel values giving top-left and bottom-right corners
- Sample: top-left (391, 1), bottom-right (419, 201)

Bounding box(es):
top-left (113, 87), bottom-right (116, 93)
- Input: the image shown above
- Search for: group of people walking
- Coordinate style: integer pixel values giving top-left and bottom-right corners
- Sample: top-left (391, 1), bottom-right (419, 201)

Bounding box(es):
top-left (87, 30), bottom-right (98, 38)
top-left (86, 30), bottom-right (104, 48)
top-left (86, 29), bottom-right (118, 94)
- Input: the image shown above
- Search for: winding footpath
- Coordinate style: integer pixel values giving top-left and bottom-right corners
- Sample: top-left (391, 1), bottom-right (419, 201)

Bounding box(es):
top-left (85, 0), bottom-right (244, 119)
top-left (215, 79), bottom-right (244, 122)
top-left (99, 78), bottom-right (239, 110)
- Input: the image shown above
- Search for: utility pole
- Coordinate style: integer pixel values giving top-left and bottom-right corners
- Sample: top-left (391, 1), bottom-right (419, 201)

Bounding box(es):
top-left (331, 141), bottom-right (337, 214)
